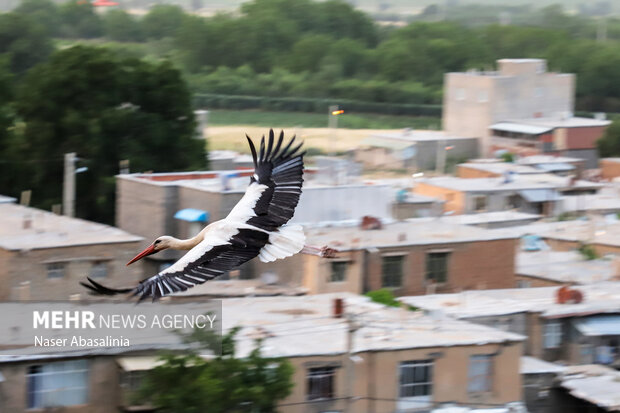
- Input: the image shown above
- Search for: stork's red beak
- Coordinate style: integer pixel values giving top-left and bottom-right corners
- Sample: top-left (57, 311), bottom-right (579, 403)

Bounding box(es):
top-left (127, 245), bottom-right (157, 266)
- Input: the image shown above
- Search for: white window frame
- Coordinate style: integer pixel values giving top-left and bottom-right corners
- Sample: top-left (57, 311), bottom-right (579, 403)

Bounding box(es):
top-left (27, 360), bottom-right (89, 409)
top-left (544, 320), bottom-right (562, 349)
top-left (468, 355), bottom-right (493, 393)
top-left (398, 359), bottom-right (433, 409)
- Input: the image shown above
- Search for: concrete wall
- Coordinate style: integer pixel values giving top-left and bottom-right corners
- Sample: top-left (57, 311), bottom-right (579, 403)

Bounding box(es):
top-left (0, 357), bottom-right (121, 413)
top-left (601, 159), bottom-right (620, 181)
top-left (443, 60), bottom-right (575, 156)
top-left (2, 242), bottom-right (143, 301)
top-left (414, 183), bottom-right (467, 214)
top-left (457, 165), bottom-right (501, 179)
top-left (281, 342), bottom-right (523, 413)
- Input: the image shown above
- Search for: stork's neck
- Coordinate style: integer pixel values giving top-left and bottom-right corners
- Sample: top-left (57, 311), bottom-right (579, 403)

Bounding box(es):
top-left (171, 233), bottom-right (203, 250)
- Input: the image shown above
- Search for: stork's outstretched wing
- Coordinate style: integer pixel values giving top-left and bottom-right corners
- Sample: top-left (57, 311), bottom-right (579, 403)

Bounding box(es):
top-left (81, 225), bottom-right (269, 301)
top-left (81, 130), bottom-right (305, 301)
top-left (227, 129), bottom-right (305, 231)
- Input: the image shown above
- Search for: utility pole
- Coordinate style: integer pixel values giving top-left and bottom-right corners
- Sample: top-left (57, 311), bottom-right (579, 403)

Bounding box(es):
top-left (63, 152), bottom-right (76, 217)
top-left (344, 312), bottom-right (359, 413)
top-left (328, 105), bottom-right (344, 157)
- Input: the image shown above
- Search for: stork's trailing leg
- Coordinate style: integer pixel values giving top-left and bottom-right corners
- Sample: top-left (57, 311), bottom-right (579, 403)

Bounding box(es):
top-left (301, 245), bottom-right (338, 258)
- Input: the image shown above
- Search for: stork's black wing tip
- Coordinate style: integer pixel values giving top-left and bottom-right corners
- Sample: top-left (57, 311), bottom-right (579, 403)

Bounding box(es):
top-left (80, 277), bottom-right (133, 296)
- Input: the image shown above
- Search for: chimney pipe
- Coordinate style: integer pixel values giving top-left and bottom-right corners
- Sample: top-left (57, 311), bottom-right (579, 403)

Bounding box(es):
top-left (333, 297), bottom-right (344, 318)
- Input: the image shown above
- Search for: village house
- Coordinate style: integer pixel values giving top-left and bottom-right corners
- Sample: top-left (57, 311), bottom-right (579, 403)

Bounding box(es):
top-left (0, 294), bottom-right (525, 413)
top-left (354, 130), bottom-right (478, 171)
top-left (299, 219), bottom-right (518, 296)
top-left (413, 175), bottom-right (602, 216)
top-left (444, 58), bottom-right (609, 165)
top-left (400, 283), bottom-right (620, 367)
top-left (0, 198), bottom-right (143, 301)
top-left (516, 250), bottom-right (618, 288)
top-left (115, 170), bottom-right (397, 276)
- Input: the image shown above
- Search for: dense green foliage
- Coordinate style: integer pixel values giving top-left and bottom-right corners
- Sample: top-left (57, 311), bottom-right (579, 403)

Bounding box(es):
top-left (7, 46), bottom-right (205, 223)
top-left (597, 119), bottom-right (620, 157)
top-left (8, 0), bottom-right (620, 112)
top-left (365, 289), bottom-right (401, 307)
top-left (138, 328), bottom-right (294, 413)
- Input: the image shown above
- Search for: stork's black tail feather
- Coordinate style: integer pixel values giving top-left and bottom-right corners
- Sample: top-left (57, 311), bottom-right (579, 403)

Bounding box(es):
top-left (80, 277), bottom-right (134, 296)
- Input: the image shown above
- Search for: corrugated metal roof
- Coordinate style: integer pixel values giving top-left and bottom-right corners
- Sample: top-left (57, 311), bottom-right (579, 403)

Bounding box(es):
top-left (490, 122), bottom-right (552, 135)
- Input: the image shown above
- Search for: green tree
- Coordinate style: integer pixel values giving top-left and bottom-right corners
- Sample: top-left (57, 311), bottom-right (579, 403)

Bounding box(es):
top-left (59, 1), bottom-right (103, 38)
top-left (103, 10), bottom-right (144, 42)
top-left (0, 13), bottom-right (53, 74)
top-left (142, 5), bottom-right (188, 39)
top-left (14, 46), bottom-right (205, 223)
top-left (13, 0), bottom-right (61, 36)
top-left (598, 119), bottom-right (620, 158)
top-left (0, 57), bottom-right (19, 198)
top-left (137, 328), bottom-right (294, 413)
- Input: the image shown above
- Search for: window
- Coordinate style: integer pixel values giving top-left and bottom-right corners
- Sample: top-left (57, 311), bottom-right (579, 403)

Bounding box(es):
top-left (90, 261), bottom-right (108, 278)
top-left (468, 355), bottom-right (492, 393)
top-left (544, 321), bottom-right (562, 349)
top-left (426, 252), bottom-right (449, 284)
top-left (307, 367), bottom-right (335, 400)
top-left (399, 360), bottom-right (433, 398)
top-left (46, 263), bottom-right (65, 279)
top-left (455, 88), bottom-right (466, 101)
top-left (382, 255), bottom-right (404, 288)
top-left (330, 261), bottom-right (348, 282)
top-left (477, 90), bottom-right (488, 103)
top-left (27, 360), bottom-right (89, 408)
top-left (473, 195), bottom-right (487, 212)
top-left (517, 280), bottom-right (531, 288)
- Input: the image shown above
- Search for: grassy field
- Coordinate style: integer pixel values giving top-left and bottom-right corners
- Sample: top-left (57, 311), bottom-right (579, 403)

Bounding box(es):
top-left (206, 126), bottom-right (401, 154)
top-left (207, 110), bottom-right (441, 130)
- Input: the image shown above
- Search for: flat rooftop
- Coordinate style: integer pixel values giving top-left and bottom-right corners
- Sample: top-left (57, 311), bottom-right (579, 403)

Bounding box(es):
top-left (519, 155), bottom-right (583, 165)
top-left (459, 162), bottom-right (546, 175)
top-left (432, 211), bottom-right (542, 227)
top-left (371, 130), bottom-right (475, 142)
top-left (517, 250), bottom-right (616, 285)
top-left (560, 365), bottom-right (620, 411)
top-left (223, 293), bottom-right (524, 358)
top-left (512, 117), bottom-right (611, 129)
top-left (417, 176), bottom-right (601, 192)
top-left (493, 218), bottom-right (620, 248)
top-left (0, 294), bottom-right (523, 361)
top-left (399, 283), bottom-right (620, 319)
top-left (305, 219), bottom-right (517, 251)
top-left (521, 356), bottom-right (565, 375)
top-left (0, 203), bottom-right (142, 251)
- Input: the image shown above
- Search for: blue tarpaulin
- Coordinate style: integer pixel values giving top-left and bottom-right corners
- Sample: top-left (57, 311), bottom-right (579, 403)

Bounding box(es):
top-left (174, 208), bottom-right (209, 222)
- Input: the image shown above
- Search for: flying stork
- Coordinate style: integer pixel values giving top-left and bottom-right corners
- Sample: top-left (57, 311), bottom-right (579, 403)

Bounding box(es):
top-left (82, 130), bottom-right (334, 301)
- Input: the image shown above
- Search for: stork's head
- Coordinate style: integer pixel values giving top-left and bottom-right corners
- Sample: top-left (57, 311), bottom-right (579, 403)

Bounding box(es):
top-left (126, 236), bottom-right (174, 266)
